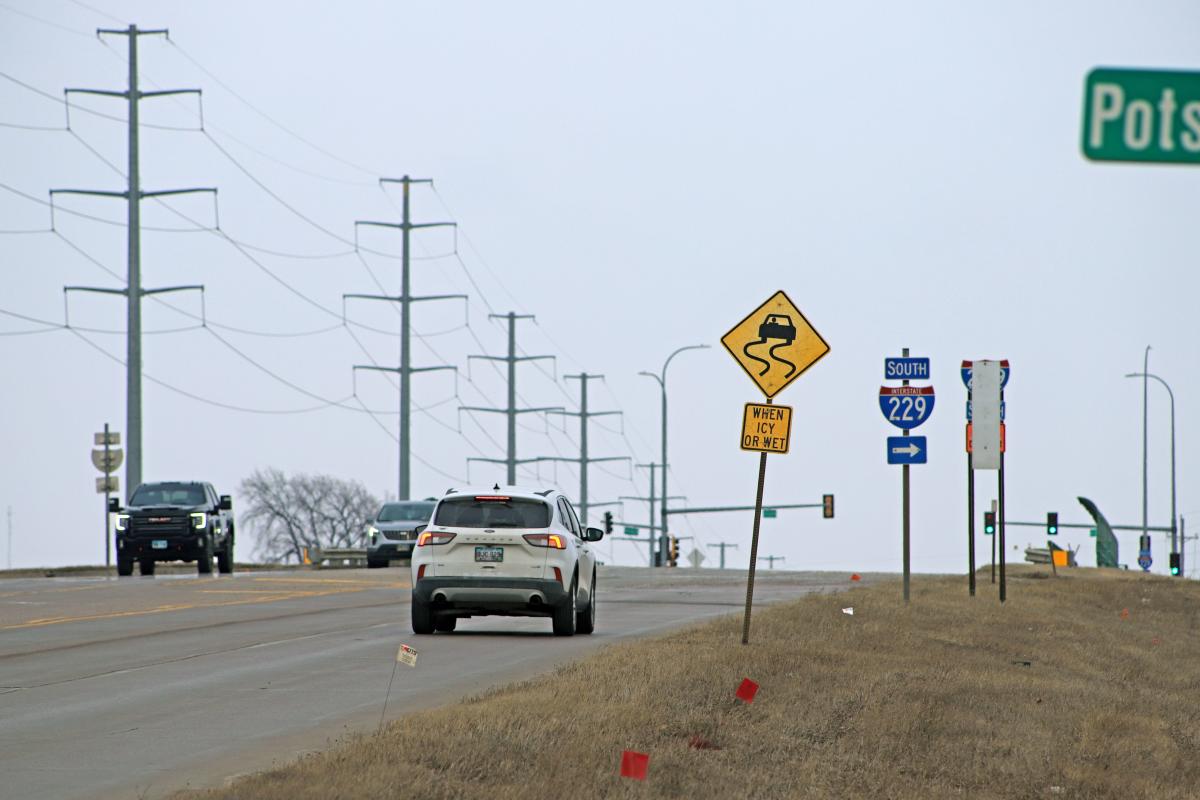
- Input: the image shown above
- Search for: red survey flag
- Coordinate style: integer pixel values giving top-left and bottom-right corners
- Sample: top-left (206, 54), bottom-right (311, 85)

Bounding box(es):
top-left (620, 750), bottom-right (649, 781)
top-left (735, 677), bottom-right (759, 704)
top-left (850, 573), bottom-right (861, 582)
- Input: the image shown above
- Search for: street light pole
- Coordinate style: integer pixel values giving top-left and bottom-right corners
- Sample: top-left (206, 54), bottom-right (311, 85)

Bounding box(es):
top-left (1126, 370), bottom-right (1177, 558)
top-left (640, 344), bottom-right (709, 567)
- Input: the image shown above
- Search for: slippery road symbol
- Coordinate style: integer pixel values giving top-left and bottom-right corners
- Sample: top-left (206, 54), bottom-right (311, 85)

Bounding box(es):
top-left (742, 314), bottom-right (797, 378)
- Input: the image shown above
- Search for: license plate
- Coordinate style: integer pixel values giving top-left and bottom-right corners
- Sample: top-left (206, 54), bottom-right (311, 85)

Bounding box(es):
top-left (152, 540), bottom-right (168, 549)
top-left (475, 546), bottom-right (503, 563)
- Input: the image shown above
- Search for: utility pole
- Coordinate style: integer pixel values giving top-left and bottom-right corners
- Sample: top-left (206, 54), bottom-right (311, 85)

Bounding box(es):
top-left (461, 313), bottom-right (561, 485)
top-left (540, 373), bottom-right (628, 527)
top-left (348, 176), bottom-right (463, 499)
top-left (621, 463), bottom-right (683, 568)
top-left (6, 506), bottom-right (11, 570)
top-left (764, 555), bottom-right (785, 569)
top-left (707, 542), bottom-right (738, 570)
top-left (52, 24), bottom-right (214, 500)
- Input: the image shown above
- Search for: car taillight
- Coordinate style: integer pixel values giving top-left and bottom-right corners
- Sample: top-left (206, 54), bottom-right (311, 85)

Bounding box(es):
top-left (417, 564), bottom-right (427, 580)
top-left (553, 567), bottom-right (563, 585)
top-left (523, 533), bottom-right (566, 549)
top-left (417, 531), bottom-right (456, 547)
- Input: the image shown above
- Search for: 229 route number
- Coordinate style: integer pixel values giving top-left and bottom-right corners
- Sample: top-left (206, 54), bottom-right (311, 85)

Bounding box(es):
top-left (878, 386), bottom-right (935, 430)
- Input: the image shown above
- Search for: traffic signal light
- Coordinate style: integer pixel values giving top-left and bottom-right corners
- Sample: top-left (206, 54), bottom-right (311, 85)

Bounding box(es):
top-left (1170, 552), bottom-right (1181, 576)
top-left (603, 511), bottom-right (613, 536)
top-left (983, 511), bottom-right (996, 536)
top-left (669, 536), bottom-right (680, 566)
top-left (822, 494), bottom-right (834, 519)
top-left (1046, 512), bottom-right (1058, 536)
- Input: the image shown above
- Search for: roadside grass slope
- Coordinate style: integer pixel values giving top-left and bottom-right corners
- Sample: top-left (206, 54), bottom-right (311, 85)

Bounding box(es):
top-left (183, 566), bottom-right (1200, 799)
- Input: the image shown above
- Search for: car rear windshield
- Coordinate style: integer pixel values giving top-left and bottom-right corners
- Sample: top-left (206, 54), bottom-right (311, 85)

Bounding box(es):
top-left (130, 483), bottom-right (206, 506)
top-left (433, 497), bottom-right (551, 529)
top-left (377, 502), bottom-right (435, 522)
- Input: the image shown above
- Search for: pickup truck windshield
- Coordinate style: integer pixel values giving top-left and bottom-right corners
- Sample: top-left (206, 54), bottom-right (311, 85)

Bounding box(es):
top-left (130, 483), bottom-right (207, 507)
top-left (434, 497), bottom-right (551, 529)
top-left (377, 502), bottom-right (435, 522)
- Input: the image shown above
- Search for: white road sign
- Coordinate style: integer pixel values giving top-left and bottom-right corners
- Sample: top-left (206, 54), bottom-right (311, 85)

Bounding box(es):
top-left (970, 360), bottom-right (1002, 469)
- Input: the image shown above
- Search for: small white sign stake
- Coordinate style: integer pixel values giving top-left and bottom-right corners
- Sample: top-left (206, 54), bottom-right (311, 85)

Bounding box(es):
top-left (396, 644), bottom-right (418, 667)
top-left (841, 607), bottom-right (855, 616)
top-left (379, 644), bottom-right (419, 732)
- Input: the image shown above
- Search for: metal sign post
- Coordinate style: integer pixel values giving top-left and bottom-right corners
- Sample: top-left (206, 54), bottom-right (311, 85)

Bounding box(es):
top-left (92, 426), bottom-right (122, 570)
top-left (881, 350), bottom-right (934, 604)
top-left (721, 290), bottom-right (829, 645)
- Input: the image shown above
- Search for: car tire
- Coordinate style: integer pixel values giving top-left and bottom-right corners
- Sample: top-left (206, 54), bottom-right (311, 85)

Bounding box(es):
top-left (117, 557), bottom-right (133, 577)
top-left (552, 575), bottom-right (577, 637)
top-left (576, 569), bottom-right (596, 635)
top-left (197, 534), bottom-right (214, 575)
top-left (139, 559), bottom-right (156, 576)
top-left (217, 536), bottom-right (234, 574)
top-left (411, 594), bottom-right (434, 635)
top-left (434, 616), bottom-right (457, 633)
top-left (366, 556), bottom-right (388, 569)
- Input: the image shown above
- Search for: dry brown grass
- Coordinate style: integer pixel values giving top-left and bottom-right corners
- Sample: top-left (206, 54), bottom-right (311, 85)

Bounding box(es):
top-left (184, 566), bottom-right (1200, 800)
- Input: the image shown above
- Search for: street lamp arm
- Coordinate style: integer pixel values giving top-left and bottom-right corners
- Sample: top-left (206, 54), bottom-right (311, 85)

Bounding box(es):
top-left (1125, 372), bottom-right (1174, 405)
top-left (662, 343), bottom-right (711, 378)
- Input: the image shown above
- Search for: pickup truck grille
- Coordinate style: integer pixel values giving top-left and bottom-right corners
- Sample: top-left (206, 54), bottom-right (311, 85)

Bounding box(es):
top-left (129, 515), bottom-right (190, 538)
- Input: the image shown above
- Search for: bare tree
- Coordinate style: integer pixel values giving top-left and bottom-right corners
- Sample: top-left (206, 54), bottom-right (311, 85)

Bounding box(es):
top-left (239, 468), bottom-right (380, 563)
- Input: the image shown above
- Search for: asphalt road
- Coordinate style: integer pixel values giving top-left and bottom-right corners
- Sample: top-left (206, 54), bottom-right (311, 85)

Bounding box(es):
top-left (0, 565), bottom-right (871, 799)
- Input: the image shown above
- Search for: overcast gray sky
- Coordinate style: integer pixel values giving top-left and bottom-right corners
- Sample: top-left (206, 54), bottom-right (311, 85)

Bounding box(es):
top-left (2, 1), bottom-right (1196, 576)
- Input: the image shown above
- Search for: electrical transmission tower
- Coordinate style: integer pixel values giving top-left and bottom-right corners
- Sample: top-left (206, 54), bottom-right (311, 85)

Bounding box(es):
top-left (540, 373), bottom-right (628, 527)
top-left (52, 24), bottom-right (214, 499)
top-left (763, 555), bottom-right (785, 569)
top-left (347, 176), bottom-right (463, 500)
top-left (619, 463), bottom-right (683, 567)
top-left (707, 541), bottom-right (739, 570)
top-left (461, 312), bottom-right (561, 485)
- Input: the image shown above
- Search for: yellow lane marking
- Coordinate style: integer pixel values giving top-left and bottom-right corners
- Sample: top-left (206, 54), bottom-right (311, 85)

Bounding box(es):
top-left (0, 586), bottom-right (367, 631)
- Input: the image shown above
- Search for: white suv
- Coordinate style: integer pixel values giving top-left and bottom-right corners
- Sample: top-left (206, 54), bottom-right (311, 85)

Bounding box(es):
top-left (410, 486), bottom-right (603, 636)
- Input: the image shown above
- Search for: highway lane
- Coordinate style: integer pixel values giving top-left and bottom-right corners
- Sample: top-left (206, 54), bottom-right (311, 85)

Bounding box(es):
top-left (0, 566), bottom-right (872, 799)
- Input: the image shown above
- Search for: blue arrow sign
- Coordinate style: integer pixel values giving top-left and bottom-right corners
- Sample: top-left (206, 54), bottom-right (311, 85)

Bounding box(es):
top-left (961, 360), bottom-right (1010, 391)
top-left (884, 357), bottom-right (930, 381)
top-left (887, 435), bottom-right (927, 465)
top-left (879, 386), bottom-right (935, 430)
top-left (967, 400), bottom-right (1005, 422)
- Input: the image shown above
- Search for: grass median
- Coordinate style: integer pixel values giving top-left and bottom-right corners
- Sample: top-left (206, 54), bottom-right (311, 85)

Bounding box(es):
top-left (183, 566), bottom-right (1200, 799)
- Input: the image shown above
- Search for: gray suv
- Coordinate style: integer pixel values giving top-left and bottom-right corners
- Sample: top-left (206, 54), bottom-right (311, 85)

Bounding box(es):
top-left (366, 500), bottom-right (435, 568)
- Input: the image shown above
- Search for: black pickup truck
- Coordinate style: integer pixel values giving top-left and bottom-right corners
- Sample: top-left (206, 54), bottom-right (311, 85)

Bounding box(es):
top-left (113, 481), bottom-right (235, 576)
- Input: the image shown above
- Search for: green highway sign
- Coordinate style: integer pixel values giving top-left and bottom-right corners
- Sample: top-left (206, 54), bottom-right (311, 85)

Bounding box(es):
top-left (624, 526), bottom-right (638, 536)
top-left (1082, 68), bottom-right (1200, 165)
top-left (762, 508), bottom-right (777, 518)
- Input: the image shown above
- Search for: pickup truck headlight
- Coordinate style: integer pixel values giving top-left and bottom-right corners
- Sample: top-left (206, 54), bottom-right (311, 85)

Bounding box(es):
top-left (190, 512), bottom-right (207, 529)
top-left (115, 514), bottom-right (129, 532)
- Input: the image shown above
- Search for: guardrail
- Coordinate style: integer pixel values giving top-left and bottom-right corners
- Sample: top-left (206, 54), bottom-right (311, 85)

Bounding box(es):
top-left (303, 547), bottom-right (368, 569)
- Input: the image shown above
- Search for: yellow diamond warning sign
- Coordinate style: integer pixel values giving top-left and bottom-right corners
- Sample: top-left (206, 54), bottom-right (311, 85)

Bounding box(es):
top-left (741, 403), bottom-right (792, 453)
top-left (721, 290), bottom-right (830, 398)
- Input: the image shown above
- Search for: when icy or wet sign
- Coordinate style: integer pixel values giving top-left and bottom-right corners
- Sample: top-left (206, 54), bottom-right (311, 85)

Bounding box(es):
top-left (396, 644), bottom-right (418, 667)
top-left (721, 291), bottom-right (830, 399)
top-left (741, 403), bottom-right (792, 454)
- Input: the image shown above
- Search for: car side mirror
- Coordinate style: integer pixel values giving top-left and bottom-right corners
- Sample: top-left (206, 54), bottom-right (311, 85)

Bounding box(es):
top-left (107, 497), bottom-right (121, 513)
top-left (219, 495), bottom-right (233, 511)
top-left (414, 524), bottom-right (427, 536)
top-left (584, 527), bottom-right (604, 542)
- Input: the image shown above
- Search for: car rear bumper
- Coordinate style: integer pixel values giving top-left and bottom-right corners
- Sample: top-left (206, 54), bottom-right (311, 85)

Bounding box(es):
top-left (414, 576), bottom-right (567, 615)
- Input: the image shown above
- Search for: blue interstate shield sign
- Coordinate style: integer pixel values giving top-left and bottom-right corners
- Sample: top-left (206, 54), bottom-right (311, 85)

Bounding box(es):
top-left (879, 386), bottom-right (935, 430)
top-left (887, 435), bottom-right (927, 465)
top-left (961, 359), bottom-right (1010, 391)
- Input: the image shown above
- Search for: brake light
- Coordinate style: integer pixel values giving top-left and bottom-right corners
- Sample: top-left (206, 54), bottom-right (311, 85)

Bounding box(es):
top-left (523, 533), bottom-right (566, 549)
top-left (417, 531), bottom-right (456, 547)
top-left (474, 495), bottom-right (511, 502)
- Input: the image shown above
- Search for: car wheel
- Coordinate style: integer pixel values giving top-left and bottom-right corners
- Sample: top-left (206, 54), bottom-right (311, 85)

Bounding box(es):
top-left (552, 575), bottom-right (578, 637)
top-left (434, 616), bottom-right (457, 633)
top-left (411, 593), bottom-right (434, 635)
top-left (197, 534), bottom-right (214, 575)
top-left (217, 536), bottom-right (234, 574)
top-left (576, 569), bottom-right (596, 635)
top-left (117, 558), bottom-right (133, 577)
top-left (366, 556), bottom-right (387, 569)
top-left (139, 559), bottom-right (156, 576)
